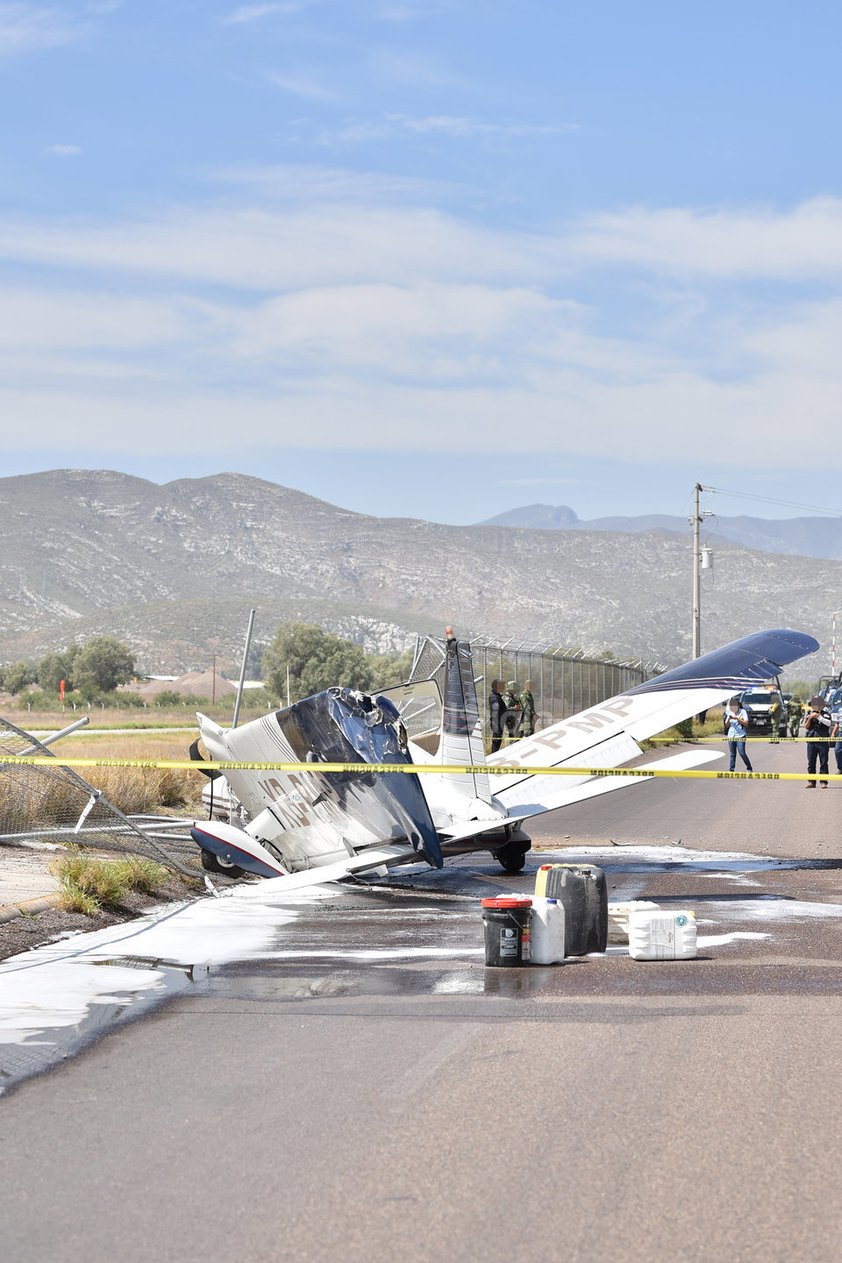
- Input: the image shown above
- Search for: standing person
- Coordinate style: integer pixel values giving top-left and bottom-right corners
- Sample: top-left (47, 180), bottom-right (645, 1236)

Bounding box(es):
top-left (502, 680), bottom-right (522, 739)
top-left (804, 693), bottom-right (832, 788)
top-left (787, 694), bottom-right (803, 738)
top-left (832, 711), bottom-right (842, 776)
top-left (489, 680), bottom-right (507, 753)
top-left (519, 680), bottom-right (536, 738)
top-left (725, 696), bottom-right (753, 772)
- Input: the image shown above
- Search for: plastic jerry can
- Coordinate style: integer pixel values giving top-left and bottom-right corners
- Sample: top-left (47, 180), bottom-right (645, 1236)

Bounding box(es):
top-left (530, 897), bottom-right (566, 964)
top-left (628, 909), bottom-right (698, 960)
top-left (607, 900), bottom-right (659, 944)
top-left (540, 869), bottom-right (588, 956)
top-left (535, 864), bottom-right (608, 953)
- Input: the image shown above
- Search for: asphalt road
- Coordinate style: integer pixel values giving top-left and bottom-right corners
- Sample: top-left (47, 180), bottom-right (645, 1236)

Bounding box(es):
top-left (1, 739), bottom-right (840, 1263)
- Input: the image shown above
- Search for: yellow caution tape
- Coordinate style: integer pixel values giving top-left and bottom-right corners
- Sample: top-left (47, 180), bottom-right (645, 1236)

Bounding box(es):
top-left (1, 754), bottom-right (840, 783)
top-left (649, 735), bottom-right (832, 742)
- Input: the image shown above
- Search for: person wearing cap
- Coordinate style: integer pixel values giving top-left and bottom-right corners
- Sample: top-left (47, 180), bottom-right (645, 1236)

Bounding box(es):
top-left (502, 680), bottom-right (522, 739)
top-left (519, 680), bottom-right (536, 737)
top-left (724, 697), bottom-right (752, 772)
top-left (804, 694), bottom-right (832, 787)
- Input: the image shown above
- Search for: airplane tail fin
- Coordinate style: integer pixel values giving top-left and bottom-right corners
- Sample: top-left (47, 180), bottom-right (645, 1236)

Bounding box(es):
top-left (438, 628), bottom-right (494, 806)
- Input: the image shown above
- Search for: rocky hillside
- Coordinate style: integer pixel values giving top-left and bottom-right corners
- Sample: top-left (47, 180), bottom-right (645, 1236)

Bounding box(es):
top-left (0, 469), bottom-right (832, 677)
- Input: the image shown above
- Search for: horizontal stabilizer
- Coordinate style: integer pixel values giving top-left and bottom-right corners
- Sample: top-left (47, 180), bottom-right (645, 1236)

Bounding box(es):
top-left (232, 843), bottom-right (419, 895)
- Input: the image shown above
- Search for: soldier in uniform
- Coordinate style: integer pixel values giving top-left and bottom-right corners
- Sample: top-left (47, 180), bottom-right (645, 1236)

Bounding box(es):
top-left (502, 681), bottom-right (522, 739)
top-left (787, 694), bottom-right (802, 738)
top-left (519, 680), bottom-right (536, 738)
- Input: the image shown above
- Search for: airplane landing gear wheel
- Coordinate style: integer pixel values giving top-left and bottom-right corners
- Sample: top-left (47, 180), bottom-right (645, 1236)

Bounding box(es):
top-left (496, 842), bottom-right (528, 874)
top-left (200, 849), bottom-right (245, 879)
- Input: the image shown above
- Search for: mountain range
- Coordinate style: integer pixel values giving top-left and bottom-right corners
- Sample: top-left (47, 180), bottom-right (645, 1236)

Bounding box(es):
top-left (0, 469), bottom-right (833, 679)
top-left (481, 503), bottom-right (842, 559)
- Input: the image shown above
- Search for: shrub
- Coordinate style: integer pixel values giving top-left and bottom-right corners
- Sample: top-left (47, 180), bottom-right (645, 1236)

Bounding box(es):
top-left (50, 850), bottom-right (169, 914)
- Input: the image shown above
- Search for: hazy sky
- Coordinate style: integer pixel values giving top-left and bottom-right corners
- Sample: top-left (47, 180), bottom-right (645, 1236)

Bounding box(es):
top-left (2, 0), bottom-right (842, 523)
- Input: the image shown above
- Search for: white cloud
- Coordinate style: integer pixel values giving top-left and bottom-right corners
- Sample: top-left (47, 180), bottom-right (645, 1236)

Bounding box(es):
top-left (43, 143), bottom-right (81, 156)
top-left (0, 204), bottom-right (552, 289)
top-left (395, 114), bottom-right (577, 139)
top-left (2, 190), bottom-right (842, 471)
top-left (225, 282), bottom-right (572, 379)
top-left (320, 113), bottom-right (577, 146)
top-left (0, 288), bottom-right (200, 351)
top-left (268, 71), bottom-right (342, 103)
top-left (0, 3), bottom-right (78, 53)
top-left (571, 198), bottom-right (842, 278)
top-left (368, 47), bottom-right (466, 90)
top-left (209, 162), bottom-right (451, 204)
top-left (374, 1), bottom-right (447, 20)
top-left (224, 3), bottom-right (307, 25)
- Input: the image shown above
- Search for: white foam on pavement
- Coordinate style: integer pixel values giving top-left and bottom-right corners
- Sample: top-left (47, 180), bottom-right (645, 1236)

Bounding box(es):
top-left (0, 882), bottom-right (342, 1052)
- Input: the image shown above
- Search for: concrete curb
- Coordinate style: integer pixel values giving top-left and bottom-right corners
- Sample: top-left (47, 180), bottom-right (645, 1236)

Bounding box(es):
top-left (0, 894), bottom-right (63, 925)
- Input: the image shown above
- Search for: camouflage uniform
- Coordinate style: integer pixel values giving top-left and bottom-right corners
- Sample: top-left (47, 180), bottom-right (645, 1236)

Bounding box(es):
top-left (519, 685), bottom-right (535, 738)
top-left (502, 682), bottom-right (521, 738)
top-left (787, 695), bottom-right (802, 737)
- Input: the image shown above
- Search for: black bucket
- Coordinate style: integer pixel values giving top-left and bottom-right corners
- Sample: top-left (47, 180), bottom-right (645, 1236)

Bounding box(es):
top-left (481, 896), bottom-right (532, 967)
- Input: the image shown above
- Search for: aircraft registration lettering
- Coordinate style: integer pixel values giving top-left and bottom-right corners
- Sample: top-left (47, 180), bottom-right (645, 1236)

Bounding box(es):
top-left (515, 699), bottom-right (630, 759)
top-left (565, 712), bottom-right (613, 734)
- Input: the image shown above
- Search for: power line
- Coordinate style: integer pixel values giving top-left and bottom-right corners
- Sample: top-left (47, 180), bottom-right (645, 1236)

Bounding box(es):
top-left (704, 486), bottom-right (842, 517)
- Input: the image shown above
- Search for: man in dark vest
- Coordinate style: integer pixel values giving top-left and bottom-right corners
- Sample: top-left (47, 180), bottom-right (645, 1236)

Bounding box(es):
top-left (489, 679), bottom-right (507, 753)
top-left (804, 693), bottom-right (832, 787)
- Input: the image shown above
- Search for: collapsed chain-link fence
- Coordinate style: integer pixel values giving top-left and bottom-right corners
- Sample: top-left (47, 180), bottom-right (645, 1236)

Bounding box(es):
top-left (0, 716), bottom-right (198, 876)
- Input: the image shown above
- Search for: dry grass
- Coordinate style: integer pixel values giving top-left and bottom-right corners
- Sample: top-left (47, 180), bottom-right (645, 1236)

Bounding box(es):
top-left (50, 851), bottom-right (171, 914)
top-left (43, 731), bottom-right (205, 816)
top-left (0, 730), bottom-right (205, 838)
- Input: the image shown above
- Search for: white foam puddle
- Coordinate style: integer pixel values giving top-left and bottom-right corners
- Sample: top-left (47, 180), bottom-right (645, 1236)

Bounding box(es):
top-left (537, 845), bottom-right (799, 871)
top-left (701, 898), bottom-right (842, 922)
top-left (0, 883), bottom-right (343, 1065)
top-left (697, 931), bottom-right (770, 947)
top-left (433, 972), bottom-right (485, 994)
top-left (250, 948), bottom-right (486, 962)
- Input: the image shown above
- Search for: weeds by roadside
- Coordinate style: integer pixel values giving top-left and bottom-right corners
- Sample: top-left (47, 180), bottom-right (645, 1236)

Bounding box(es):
top-left (50, 851), bottom-right (172, 915)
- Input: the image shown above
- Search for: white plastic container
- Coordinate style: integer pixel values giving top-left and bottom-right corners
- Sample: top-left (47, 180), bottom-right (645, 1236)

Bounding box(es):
top-left (628, 909), bottom-right (698, 960)
top-left (607, 900), bottom-right (659, 944)
top-left (530, 896), bottom-right (566, 964)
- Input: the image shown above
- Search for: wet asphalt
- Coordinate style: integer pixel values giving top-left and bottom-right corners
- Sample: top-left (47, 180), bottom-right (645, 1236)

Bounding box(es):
top-left (0, 739), bottom-right (840, 1262)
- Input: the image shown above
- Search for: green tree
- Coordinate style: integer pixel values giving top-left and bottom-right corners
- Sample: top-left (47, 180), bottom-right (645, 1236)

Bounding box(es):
top-left (73, 637), bottom-right (135, 693)
top-left (37, 649), bottom-right (78, 692)
top-left (1, 660), bottom-right (36, 695)
top-left (263, 623), bottom-right (374, 702)
top-left (369, 646), bottom-right (415, 691)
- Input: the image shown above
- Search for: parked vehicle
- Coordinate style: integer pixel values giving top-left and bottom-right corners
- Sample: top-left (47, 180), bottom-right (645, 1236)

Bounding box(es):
top-left (739, 686), bottom-right (788, 738)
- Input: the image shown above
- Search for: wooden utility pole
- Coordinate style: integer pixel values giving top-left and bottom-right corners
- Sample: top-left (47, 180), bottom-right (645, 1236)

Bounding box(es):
top-left (692, 483), bottom-right (702, 659)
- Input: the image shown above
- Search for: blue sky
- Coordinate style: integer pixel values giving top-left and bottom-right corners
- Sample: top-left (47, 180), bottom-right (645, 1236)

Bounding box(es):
top-left (2, 0), bottom-right (842, 524)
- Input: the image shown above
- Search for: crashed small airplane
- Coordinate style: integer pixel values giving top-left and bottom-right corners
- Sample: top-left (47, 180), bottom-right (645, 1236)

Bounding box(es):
top-left (188, 628), bottom-right (818, 886)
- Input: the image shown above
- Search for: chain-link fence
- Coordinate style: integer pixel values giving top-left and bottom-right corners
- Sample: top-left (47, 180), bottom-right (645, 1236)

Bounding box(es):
top-left (410, 633), bottom-right (664, 744)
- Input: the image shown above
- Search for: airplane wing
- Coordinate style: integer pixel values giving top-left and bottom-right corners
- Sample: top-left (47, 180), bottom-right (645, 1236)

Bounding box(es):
top-left (439, 746), bottom-right (723, 842)
top-left (484, 628), bottom-right (818, 818)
